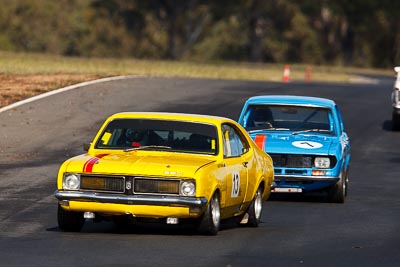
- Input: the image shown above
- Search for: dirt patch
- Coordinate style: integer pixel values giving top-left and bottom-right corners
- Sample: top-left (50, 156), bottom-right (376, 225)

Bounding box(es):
top-left (0, 74), bottom-right (103, 108)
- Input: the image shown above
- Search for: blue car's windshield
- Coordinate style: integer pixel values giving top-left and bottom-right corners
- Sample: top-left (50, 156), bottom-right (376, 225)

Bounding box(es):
top-left (242, 105), bottom-right (334, 135)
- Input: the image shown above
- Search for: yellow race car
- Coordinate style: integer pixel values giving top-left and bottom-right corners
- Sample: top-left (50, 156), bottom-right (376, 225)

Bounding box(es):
top-left (55, 112), bottom-right (275, 235)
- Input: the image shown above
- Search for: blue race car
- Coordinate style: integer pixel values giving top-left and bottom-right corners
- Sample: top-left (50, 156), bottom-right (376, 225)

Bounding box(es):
top-left (238, 95), bottom-right (351, 203)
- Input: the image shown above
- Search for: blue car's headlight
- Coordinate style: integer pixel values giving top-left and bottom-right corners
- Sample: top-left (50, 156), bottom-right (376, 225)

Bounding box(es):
top-left (63, 173), bottom-right (81, 190)
top-left (314, 157), bottom-right (330, 168)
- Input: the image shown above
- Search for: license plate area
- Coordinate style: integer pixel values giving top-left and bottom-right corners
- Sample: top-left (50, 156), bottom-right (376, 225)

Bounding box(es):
top-left (271, 188), bottom-right (302, 193)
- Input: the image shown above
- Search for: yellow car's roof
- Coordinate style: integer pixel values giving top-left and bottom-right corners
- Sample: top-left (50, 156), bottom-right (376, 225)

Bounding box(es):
top-left (107, 112), bottom-right (234, 125)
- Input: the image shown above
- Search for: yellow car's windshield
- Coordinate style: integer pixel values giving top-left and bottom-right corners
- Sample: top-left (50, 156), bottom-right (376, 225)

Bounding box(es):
top-left (95, 118), bottom-right (218, 155)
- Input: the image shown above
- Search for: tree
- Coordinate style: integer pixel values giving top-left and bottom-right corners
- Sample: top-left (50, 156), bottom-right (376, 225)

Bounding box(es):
top-left (0, 0), bottom-right (397, 67)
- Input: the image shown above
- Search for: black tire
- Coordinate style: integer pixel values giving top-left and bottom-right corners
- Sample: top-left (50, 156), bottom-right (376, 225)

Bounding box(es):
top-left (57, 204), bottom-right (85, 232)
top-left (328, 173), bottom-right (347, 203)
top-left (197, 193), bottom-right (220, 235)
top-left (392, 111), bottom-right (400, 131)
top-left (344, 170), bottom-right (349, 197)
top-left (247, 187), bottom-right (263, 227)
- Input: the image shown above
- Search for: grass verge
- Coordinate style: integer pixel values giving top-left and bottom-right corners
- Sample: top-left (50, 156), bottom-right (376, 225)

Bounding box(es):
top-left (0, 51), bottom-right (393, 108)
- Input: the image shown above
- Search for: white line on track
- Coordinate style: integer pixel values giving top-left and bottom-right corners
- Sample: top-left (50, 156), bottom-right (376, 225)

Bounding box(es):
top-left (0, 75), bottom-right (134, 114)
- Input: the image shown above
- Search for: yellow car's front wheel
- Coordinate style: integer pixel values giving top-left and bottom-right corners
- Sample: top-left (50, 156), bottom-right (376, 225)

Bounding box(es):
top-left (247, 187), bottom-right (263, 227)
top-left (57, 204), bottom-right (85, 232)
top-left (197, 192), bottom-right (220, 235)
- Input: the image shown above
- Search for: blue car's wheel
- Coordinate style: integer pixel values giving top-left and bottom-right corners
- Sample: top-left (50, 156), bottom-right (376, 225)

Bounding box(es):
top-left (328, 172), bottom-right (347, 203)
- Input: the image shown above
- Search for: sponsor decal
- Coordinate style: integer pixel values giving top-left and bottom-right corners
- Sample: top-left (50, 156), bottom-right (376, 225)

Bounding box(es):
top-left (292, 141), bottom-right (323, 149)
top-left (82, 154), bottom-right (108, 173)
top-left (254, 134), bottom-right (267, 150)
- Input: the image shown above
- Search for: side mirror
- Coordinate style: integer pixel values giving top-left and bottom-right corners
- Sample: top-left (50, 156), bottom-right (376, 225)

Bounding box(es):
top-left (83, 143), bottom-right (91, 152)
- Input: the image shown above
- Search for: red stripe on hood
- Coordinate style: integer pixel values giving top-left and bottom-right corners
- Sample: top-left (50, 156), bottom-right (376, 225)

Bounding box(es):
top-left (83, 154), bottom-right (108, 173)
top-left (254, 134), bottom-right (266, 150)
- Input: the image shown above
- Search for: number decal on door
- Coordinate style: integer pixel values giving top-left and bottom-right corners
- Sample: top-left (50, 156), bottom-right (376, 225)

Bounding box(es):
top-left (231, 171), bottom-right (240, 198)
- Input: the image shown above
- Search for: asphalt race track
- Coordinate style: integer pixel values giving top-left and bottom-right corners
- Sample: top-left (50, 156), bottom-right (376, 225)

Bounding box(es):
top-left (0, 76), bottom-right (399, 267)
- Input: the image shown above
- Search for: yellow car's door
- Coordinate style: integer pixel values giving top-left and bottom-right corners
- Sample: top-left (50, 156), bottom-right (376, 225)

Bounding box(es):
top-left (221, 124), bottom-right (250, 217)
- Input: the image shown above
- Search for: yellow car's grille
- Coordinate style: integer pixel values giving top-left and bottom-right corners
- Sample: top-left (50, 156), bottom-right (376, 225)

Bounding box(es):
top-left (79, 175), bottom-right (180, 195)
top-left (80, 175), bottom-right (125, 193)
top-left (134, 178), bottom-right (180, 195)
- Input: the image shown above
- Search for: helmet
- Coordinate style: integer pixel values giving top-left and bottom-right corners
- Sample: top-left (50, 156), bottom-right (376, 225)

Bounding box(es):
top-left (126, 129), bottom-right (145, 142)
top-left (253, 108), bottom-right (273, 127)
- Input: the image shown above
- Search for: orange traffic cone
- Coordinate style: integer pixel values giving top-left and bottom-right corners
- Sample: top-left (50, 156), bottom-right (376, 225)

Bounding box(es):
top-left (282, 65), bottom-right (290, 82)
top-left (305, 66), bottom-right (312, 82)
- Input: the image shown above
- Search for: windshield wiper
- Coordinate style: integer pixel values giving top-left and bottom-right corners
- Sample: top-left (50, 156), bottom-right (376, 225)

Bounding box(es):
top-left (248, 128), bottom-right (290, 133)
top-left (124, 145), bottom-right (172, 152)
top-left (292, 129), bottom-right (331, 135)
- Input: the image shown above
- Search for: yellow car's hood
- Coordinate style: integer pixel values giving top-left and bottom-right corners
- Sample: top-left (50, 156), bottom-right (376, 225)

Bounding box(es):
top-left (65, 152), bottom-right (216, 177)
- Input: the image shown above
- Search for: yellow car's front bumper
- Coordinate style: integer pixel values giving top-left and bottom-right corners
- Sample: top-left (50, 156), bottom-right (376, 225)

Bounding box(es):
top-left (55, 190), bottom-right (207, 218)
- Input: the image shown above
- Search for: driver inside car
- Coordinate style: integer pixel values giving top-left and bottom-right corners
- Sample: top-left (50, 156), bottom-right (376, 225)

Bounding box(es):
top-left (125, 129), bottom-right (149, 147)
top-left (250, 108), bottom-right (274, 128)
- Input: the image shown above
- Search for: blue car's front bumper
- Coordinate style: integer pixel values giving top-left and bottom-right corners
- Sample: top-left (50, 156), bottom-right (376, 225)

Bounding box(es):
top-left (272, 172), bottom-right (339, 192)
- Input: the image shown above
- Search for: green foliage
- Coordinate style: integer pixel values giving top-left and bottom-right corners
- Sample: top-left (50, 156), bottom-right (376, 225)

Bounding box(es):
top-left (0, 0), bottom-right (397, 68)
top-left (0, 0), bottom-right (91, 55)
top-left (189, 16), bottom-right (248, 61)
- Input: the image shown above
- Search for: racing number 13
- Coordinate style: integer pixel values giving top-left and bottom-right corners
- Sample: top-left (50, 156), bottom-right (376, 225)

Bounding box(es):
top-left (231, 172), bottom-right (240, 198)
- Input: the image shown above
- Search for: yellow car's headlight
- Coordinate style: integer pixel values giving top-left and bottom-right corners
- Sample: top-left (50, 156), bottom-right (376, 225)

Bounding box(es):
top-left (314, 157), bottom-right (330, 169)
top-left (63, 173), bottom-right (80, 190)
top-left (180, 181), bottom-right (195, 196)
